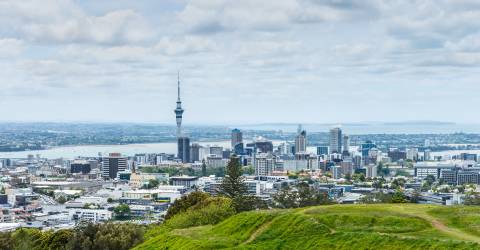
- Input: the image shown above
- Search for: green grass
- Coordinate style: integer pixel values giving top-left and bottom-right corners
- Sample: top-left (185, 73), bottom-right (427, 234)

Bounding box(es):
top-left (428, 206), bottom-right (480, 237)
top-left (134, 204), bottom-right (480, 250)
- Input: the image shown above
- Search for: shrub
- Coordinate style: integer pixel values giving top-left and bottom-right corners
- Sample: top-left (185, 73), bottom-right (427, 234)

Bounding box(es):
top-left (165, 197), bottom-right (235, 229)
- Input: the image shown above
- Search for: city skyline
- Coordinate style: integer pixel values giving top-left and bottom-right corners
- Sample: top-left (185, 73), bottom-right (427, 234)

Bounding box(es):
top-left (1, 1), bottom-right (480, 124)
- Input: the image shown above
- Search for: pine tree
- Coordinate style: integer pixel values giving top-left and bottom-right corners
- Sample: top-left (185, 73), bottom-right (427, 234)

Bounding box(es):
top-left (219, 155), bottom-right (247, 199)
top-left (202, 159), bottom-right (207, 177)
top-left (218, 155), bottom-right (267, 212)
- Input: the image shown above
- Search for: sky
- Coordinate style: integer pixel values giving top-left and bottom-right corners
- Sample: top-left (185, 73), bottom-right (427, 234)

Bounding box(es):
top-left (0, 0), bottom-right (480, 125)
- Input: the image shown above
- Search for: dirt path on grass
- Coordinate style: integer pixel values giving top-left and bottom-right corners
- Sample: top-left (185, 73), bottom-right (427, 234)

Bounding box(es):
top-left (421, 214), bottom-right (480, 244)
top-left (243, 220), bottom-right (273, 245)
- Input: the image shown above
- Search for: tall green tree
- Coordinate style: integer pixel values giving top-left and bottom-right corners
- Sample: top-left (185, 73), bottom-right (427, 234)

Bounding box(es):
top-left (114, 204), bottom-right (131, 220)
top-left (391, 190), bottom-right (408, 203)
top-left (219, 155), bottom-right (248, 199)
top-left (201, 159), bottom-right (207, 177)
top-left (219, 155), bottom-right (263, 212)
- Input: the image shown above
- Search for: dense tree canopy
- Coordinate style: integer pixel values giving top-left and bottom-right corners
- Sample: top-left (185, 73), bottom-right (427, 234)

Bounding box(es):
top-left (0, 222), bottom-right (144, 250)
top-left (273, 182), bottom-right (331, 208)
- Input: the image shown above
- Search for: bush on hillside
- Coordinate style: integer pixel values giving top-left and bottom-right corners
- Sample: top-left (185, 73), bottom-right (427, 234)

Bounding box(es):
top-left (164, 196), bottom-right (235, 229)
top-left (165, 191), bottom-right (210, 220)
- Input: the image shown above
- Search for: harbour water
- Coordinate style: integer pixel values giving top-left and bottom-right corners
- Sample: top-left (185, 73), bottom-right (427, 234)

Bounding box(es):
top-left (0, 141), bottom-right (232, 159)
top-left (1, 140), bottom-right (478, 160)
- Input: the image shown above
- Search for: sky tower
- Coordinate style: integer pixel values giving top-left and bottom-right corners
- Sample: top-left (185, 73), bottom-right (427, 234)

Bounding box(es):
top-left (174, 72), bottom-right (184, 138)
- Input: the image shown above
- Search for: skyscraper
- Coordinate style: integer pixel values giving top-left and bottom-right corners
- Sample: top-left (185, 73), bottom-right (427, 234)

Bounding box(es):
top-left (317, 146), bottom-right (329, 156)
top-left (174, 72), bottom-right (184, 138)
top-left (190, 143), bottom-right (202, 163)
top-left (329, 127), bottom-right (342, 153)
top-left (102, 153), bottom-right (127, 179)
top-left (178, 137), bottom-right (191, 163)
top-left (342, 134), bottom-right (350, 155)
top-left (295, 125), bottom-right (307, 153)
top-left (361, 141), bottom-right (376, 157)
top-left (231, 128), bottom-right (243, 149)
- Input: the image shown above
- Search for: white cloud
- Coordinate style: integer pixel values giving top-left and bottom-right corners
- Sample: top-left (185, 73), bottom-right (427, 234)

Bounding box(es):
top-left (0, 0), bottom-right (152, 45)
top-left (177, 0), bottom-right (372, 34)
top-left (445, 33), bottom-right (480, 52)
top-left (2, 1), bottom-right (480, 123)
top-left (0, 38), bottom-right (24, 58)
top-left (154, 36), bottom-right (216, 56)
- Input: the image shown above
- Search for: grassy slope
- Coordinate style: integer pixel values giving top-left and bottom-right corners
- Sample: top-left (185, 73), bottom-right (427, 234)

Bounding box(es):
top-left (135, 204), bottom-right (480, 250)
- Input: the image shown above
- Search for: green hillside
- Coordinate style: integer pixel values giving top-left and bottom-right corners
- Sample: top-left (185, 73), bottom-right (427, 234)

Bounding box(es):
top-left (135, 204), bottom-right (480, 249)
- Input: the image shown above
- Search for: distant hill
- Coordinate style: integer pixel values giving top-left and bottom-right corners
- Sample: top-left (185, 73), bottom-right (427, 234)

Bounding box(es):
top-left (135, 204), bottom-right (480, 249)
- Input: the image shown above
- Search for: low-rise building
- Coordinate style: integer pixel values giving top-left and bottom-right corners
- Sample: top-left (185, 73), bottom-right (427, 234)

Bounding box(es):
top-left (69, 209), bottom-right (112, 223)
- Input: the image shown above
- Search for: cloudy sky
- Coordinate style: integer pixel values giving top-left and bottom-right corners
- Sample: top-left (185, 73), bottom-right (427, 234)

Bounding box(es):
top-left (1, 0), bottom-right (479, 125)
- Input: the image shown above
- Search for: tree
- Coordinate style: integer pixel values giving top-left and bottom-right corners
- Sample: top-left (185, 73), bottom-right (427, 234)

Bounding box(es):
top-left (297, 182), bottom-right (330, 207)
top-left (273, 182), bottom-right (331, 208)
top-left (352, 173), bottom-right (365, 183)
top-left (391, 190), bottom-right (408, 203)
top-left (144, 179), bottom-right (159, 189)
top-left (0, 231), bottom-right (13, 250)
top-left (219, 156), bottom-right (247, 198)
top-left (41, 229), bottom-right (73, 250)
top-left (165, 191), bottom-right (210, 220)
top-left (422, 174), bottom-right (436, 191)
top-left (425, 175), bottom-right (436, 186)
top-left (57, 196), bottom-right (67, 204)
top-left (360, 192), bottom-right (392, 204)
top-left (11, 228), bottom-right (41, 250)
top-left (68, 222), bottom-right (144, 250)
top-left (377, 162), bottom-right (390, 177)
top-left (344, 173), bottom-right (352, 182)
top-left (464, 193), bottom-right (480, 205)
top-left (107, 197), bottom-right (113, 203)
top-left (372, 177), bottom-right (385, 190)
top-left (114, 204), bottom-right (131, 220)
top-left (201, 159), bottom-right (207, 177)
top-left (410, 189), bottom-right (421, 203)
top-left (219, 155), bottom-right (262, 212)
top-left (242, 165), bottom-right (255, 175)
top-left (272, 186), bottom-right (298, 209)
top-left (391, 178), bottom-right (406, 189)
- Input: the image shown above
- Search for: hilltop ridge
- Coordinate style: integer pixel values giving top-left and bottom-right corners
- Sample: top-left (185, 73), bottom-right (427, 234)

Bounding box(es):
top-left (135, 204), bottom-right (480, 249)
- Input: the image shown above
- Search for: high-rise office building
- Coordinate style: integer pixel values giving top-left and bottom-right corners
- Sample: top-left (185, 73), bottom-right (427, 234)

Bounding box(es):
top-left (329, 127), bottom-right (342, 153)
top-left (388, 149), bottom-right (406, 162)
top-left (231, 128), bottom-right (243, 148)
top-left (70, 160), bottom-right (91, 174)
top-left (209, 146), bottom-right (223, 157)
top-left (406, 148), bottom-right (419, 161)
top-left (190, 143), bottom-right (202, 162)
top-left (255, 153), bottom-right (275, 176)
top-left (317, 146), bottom-right (329, 156)
top-left (178, 137), bottom-right (191, 163)
top-left (246, 141), bottom-right (274, 154)
top-left (295, 125), bottom-right (307, 153)
top-left (102, 153), bottom-right (127, 179)
top-left (343, 135), bottom-right (350, 153)
top-left (361, 141), bottom-right (376, 157)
